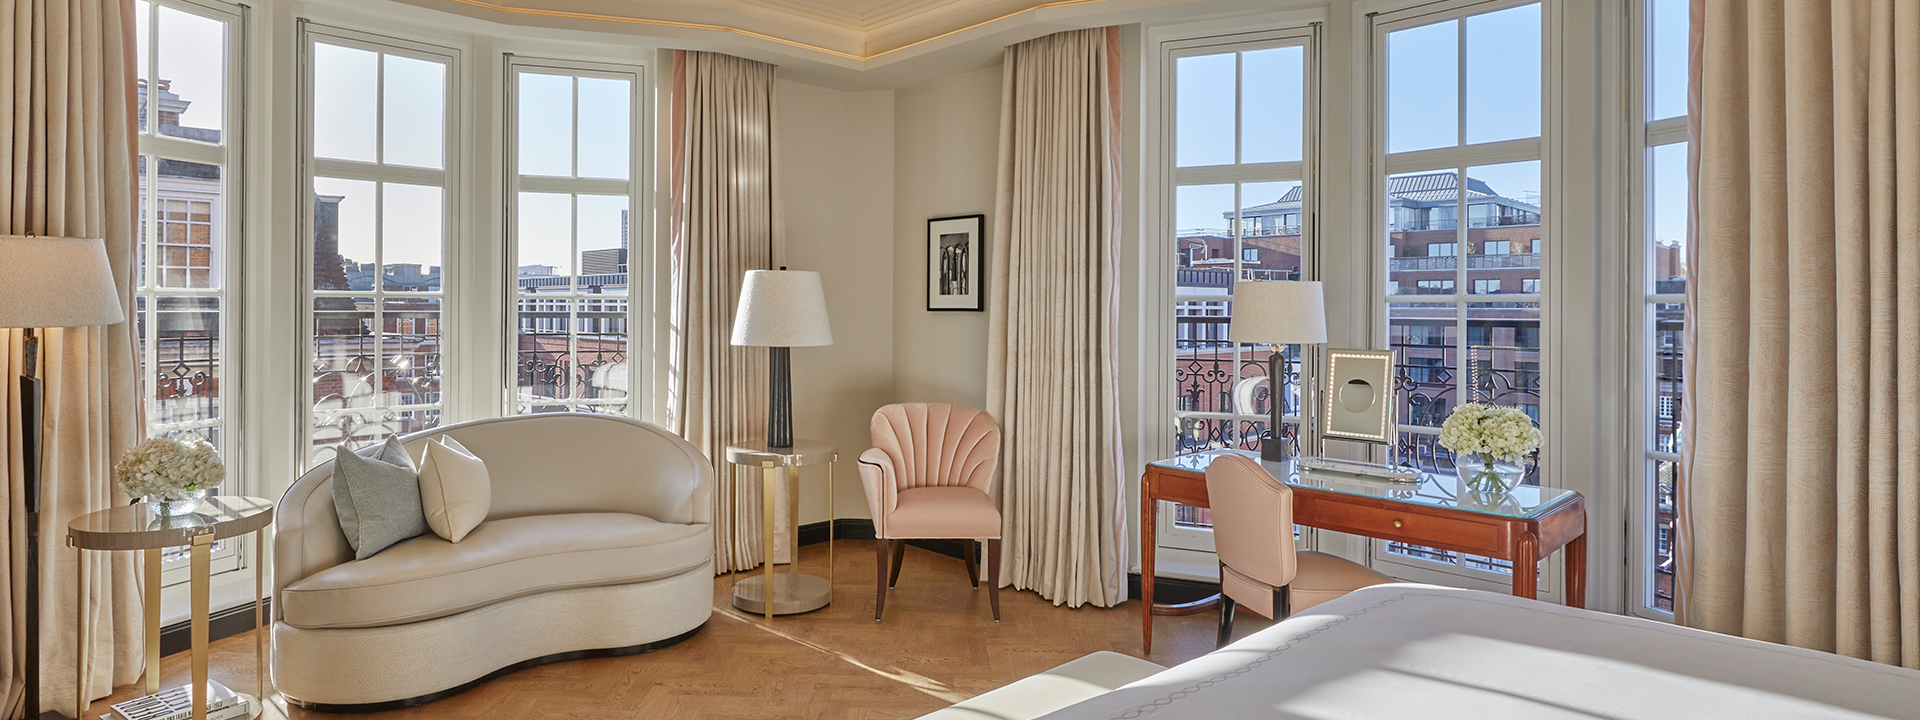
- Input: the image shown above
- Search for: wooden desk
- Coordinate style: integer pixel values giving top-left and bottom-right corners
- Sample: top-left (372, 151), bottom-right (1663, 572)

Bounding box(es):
top-left (1139, 451), bottom-right (1586, 653)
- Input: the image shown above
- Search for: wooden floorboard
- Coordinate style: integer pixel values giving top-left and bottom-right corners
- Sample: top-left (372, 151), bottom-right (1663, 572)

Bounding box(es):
top-left (94, 540), bottom-right (1269, 719)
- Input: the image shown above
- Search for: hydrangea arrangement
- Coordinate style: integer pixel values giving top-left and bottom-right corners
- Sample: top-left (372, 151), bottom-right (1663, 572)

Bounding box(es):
top-left (114, 437), bottom-right (224, 501)
top-left (1437, 403), bottom-right (1542, 462)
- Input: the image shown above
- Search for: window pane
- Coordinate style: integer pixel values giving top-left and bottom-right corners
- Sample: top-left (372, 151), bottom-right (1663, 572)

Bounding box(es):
top-left (577, 194), bottom-right (630, 294)
top-left (382, 297), bottom-right (442, 406)
top-left (1241, 46), bottom-right (1303, 164)
top-left (383, 54), bottom-right (446, 170)
top-left (155, 6), bottom-right (225, 142)
top-left (1238, 181), bottom-right (1302, 281)
top-left (1649, 0), bottom-right (1689, 121)
top-left (1464, 160), bottom-right (1541, 295)
top-left (577, 77), bottom-right (631, 180)
top-left (1176, 53), bottom-right (1235, 167)
top-left (311, 294), bottom-right (377, 449)
top-left (518, 73), bottom-right (573, 177)
top-left (313, 177), bottom-right (375, 291)
top-left (516, 294), bottom-right (573, 412)
top-left (1652, 302), bottom-right (1684, 454)
top-left (149, 159), bottom-right (222, 289)
top-left (1465, 301), bottom-right (1543, 422)
top-left (517, 192), bottom-right (574, 281)
top-left (1464, 3), bottom-right (1540, 145)
top-left (148, 296), bottom-right (223, 428)
top-left (1650, 457), bottom-right (1678, 611)
top-left (1389, 303), bottom-right (1457, 430)
top-left (381, 183), bottom-right (443, 291)
top-left (1175, 184), bottom-right (1235, 270)
top-left (1387, 20), bottom-right (1458, 153)
top-left (312, 43), bottom-right (377, 163)
top-left (577, 296), bottom-right (630, 404)
top-left (1387, 169), bottom-right (1460, 297)
top-left (1650, 142), bottom-right (1689, 286)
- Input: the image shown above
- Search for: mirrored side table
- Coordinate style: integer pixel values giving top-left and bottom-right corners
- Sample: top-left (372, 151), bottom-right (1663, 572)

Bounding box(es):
top-left (68, 496), bottom-right (273, 720)
top-left (724, 441), bottom-right (837, 619)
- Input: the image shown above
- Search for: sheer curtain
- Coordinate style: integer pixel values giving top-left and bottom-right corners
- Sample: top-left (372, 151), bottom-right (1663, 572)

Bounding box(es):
top-left (987, 27), bottom-right (1127, 608)
top-left (1682, 0), bottom-right (1920, 667)
top-left (0, 0), bottom-right (147, 713)
top-left (666, 50), bottom-right (781, 573)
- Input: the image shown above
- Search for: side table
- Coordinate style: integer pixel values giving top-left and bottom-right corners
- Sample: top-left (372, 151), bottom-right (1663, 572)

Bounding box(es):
top-left (68, 496), bottom-right (274, 720)
top-left (724, 440), bottom-right (836, 619)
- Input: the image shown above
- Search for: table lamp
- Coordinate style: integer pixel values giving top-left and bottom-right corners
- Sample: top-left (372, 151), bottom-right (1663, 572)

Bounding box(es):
top-left (1231, 280), bottom-right (1326, 462)
top-left (0, 235), bottom-right (125, 719)
top-left (731, 268), bottom-right (832, 449)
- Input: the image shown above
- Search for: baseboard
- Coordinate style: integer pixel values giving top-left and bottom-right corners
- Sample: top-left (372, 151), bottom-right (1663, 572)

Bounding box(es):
top-left (1126, 572), bottom-right (1221, 606)
top-left (159, 599), bottom-right (269, 657)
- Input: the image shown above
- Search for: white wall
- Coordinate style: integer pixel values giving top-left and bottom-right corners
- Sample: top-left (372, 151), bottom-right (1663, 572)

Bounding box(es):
top-left (777, 79), bottom-right (898, 524)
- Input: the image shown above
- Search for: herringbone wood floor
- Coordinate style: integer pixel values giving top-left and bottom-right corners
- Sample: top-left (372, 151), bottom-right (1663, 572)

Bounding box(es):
top-left (95, 541), bottom-right (1259, 719)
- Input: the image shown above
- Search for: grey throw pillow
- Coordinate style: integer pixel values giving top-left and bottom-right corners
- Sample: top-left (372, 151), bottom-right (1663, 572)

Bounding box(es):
top-left (332, 437), bottom-right (429, 560)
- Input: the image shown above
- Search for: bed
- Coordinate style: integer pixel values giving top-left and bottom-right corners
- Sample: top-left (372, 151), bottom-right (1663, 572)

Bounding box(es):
top-left (1034, 584), bottom-right (1920, 719)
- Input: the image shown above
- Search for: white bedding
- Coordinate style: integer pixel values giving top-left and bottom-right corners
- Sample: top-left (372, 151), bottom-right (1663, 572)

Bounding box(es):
top-left (1041, 584), bottom-right (1920, 719)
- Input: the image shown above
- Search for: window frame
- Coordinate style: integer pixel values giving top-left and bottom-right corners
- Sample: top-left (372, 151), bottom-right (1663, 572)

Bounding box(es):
top-left (504, 56), bottom-right (650, 418)
top-left (296, 22), bottom-right (464, 469)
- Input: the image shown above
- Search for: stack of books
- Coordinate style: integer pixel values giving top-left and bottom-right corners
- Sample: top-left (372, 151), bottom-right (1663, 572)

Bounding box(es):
top-left (105, 681), bottom-right (251, 720)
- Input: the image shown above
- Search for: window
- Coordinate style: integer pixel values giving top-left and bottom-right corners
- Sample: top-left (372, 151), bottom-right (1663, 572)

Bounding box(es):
top-left (301, 27), bottom-right (456, 466)
top-left (1161, 26), bottom-right (1315, 544)
top-left (1635, 0), bottom-right (1689, 616)
top-left (1521, 278), bottom-right (1539, 293)
top-left (510, 61), bottom-right (642, 416)
top-left (1380, 0), bottom-right (1545, 579)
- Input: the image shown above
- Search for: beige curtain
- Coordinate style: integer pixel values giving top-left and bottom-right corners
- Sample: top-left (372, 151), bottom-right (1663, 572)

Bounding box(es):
top-left (1681, 0), bottom-right (1920, 667)
top-left (987, 27), bottom-right (1127, 608)
top-left (667, 50), bottom-right (782, 574)
top-left (0, 0), bottom-right (147, 713)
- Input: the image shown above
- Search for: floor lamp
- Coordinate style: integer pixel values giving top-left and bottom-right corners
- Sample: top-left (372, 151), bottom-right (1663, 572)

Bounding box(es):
top-left (0, 235), bottom-right (125, 720)
top-left (1230, 280), bottom-right (1327, 462)
top-left (730, 269), bottom-right (833, 449)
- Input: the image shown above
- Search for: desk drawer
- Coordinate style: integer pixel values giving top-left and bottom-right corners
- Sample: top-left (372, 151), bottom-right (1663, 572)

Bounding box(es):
top-left (1301, 498), bottom-right (1506, 556)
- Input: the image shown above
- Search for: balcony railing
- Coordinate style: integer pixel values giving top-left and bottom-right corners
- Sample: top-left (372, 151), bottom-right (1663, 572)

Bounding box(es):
top-left (1389, 256), bottom-right (1457, 272)
top-left (1466, 253), bottom-right (1541, 269)
top-left (1176, 267), bottom-right (1300, 289)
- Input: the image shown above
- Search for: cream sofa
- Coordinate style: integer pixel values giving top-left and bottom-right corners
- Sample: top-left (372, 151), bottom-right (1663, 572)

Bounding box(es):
top-left (272, 414), bottom-right (715, 711)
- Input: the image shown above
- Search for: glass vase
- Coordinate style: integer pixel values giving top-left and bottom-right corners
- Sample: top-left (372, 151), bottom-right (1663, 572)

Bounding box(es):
top-left (145, 488), bottom-right (209, 518)
top-left (1454, 453), bottom-right (1525, 495)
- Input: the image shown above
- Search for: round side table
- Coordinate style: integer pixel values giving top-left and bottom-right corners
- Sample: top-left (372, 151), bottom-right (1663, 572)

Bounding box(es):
top-left (725, 440), bottom-right (837, 618)
top-left (69, 496), bottom-right (273, 720)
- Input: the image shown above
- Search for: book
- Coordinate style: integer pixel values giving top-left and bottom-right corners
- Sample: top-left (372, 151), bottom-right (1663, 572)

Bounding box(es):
top-left (106, 681), bottom-right (249, 720)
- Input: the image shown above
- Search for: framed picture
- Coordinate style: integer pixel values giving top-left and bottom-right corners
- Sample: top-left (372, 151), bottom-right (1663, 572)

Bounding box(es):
top-left (927, 214), bottom-right (985, 311)
top-left (1321, 348), bottom-right (1398, 445)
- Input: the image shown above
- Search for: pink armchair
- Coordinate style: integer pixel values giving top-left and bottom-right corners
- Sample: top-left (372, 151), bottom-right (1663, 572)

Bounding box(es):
top-left (857, 403), bottom-right (1003, 621)
top-left (1205, 453), bottom-right (1393, 648)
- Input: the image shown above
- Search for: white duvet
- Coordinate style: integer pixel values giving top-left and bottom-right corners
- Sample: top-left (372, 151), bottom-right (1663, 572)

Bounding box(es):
top-left (1041, 584), bottom-right (1920, 719)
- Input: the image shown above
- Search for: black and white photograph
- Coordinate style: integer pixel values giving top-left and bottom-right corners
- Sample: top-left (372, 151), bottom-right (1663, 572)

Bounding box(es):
top-left (927, 214), bottom-right (985, 311)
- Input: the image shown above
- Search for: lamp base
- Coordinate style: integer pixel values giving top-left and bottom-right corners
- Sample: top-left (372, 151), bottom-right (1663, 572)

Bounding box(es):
top-left (767, 346), bottom-right (792, 449)
top-left (1262, 349), bottom-right (1291, 463)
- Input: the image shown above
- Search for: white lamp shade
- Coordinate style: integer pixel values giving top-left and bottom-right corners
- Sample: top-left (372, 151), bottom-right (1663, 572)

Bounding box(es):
top-left (731, 269), bottom-right (833, 347)
top-left (1231, 280), bottom-right (1327, 345)
top-left (0, 235), bottom-right (124, 329)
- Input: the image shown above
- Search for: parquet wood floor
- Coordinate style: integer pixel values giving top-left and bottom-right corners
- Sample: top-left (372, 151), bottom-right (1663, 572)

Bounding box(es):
top-left (94, 541), bottom-right (1268, 719)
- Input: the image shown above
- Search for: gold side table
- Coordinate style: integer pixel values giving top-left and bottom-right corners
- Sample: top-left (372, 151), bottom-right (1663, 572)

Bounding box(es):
top-left (724, 440), bottom-right (837, 619)
top-left (69, 496), bottom-right (273, 720)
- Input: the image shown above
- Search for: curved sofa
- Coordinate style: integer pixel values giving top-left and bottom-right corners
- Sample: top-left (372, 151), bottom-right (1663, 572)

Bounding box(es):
top-left (272, 414), bottom-right (715, 711)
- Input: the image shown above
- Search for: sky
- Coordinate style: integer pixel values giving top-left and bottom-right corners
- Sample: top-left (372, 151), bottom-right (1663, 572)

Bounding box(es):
top-left (1172, 0), bottom-right (1690, 256)
top-left (137, 1), bottom-right (226, 133)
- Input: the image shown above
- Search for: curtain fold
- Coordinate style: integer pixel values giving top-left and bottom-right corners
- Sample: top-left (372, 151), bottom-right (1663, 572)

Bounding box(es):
top-left (1682, 0), bottom-right (1920, 667)
top-left (667, 50), bottom-right (782, 574)
top-left (0, 0), bottom-right (146, 713)
top-left (987, 26), bottom-right (1127, 608)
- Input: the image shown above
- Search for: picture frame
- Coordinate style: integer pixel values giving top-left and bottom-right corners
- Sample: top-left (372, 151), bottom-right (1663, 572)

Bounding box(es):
top-left (1321, 348), bottom-right (1399, 445)
top-left (927, 214), bottom-right (985, 311)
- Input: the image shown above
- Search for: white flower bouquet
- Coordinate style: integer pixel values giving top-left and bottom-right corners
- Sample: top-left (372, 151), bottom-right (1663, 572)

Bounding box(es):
top-left (1437, 403), bottom-right (1540, 493)
top-left (115, 437), bottom-right (224, 502)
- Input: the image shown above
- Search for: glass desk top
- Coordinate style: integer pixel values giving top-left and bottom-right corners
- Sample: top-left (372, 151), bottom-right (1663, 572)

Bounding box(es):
top-left (1148, 449), bottom-right (1578, 520)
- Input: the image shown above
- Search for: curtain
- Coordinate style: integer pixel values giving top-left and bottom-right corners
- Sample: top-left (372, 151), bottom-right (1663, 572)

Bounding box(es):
top-left (667, 50), bottom-right (783, 574)
top-left (987, 26), bottom-right (1127, 608)
top-left (0, 0), bottom-right (147, 713)
top-left (1681, 0), bottom-right (1920, 667)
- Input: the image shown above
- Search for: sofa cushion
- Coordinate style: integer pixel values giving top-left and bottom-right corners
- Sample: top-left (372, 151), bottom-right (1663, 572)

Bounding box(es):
top-left (281, 512), bottom-right (711, 629)
top-left (886, 486), bottom-right (1000, 539)
top-left (418, 436), bottom-right (491, 543)
top-left (331, 437), bottom-right (428, 560)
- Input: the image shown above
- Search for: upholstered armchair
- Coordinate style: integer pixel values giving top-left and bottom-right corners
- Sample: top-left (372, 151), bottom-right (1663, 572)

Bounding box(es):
top-left (857, 403), bottom-right (1003, 621)
top-left (1205, 453), bottom-right (1392, 648)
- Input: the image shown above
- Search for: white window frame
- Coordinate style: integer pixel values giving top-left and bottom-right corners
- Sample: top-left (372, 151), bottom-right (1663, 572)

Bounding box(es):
top-left (297, 23), bottom-right (462, 469)
top-left (505, 56), bottom-right (650, 418)
top-left (1366, 0), bottom-right (1564, 599)
top-left (135, 0), bottom-right (247, 586)
top-left (1144, 16), bottom-right (1324, 574)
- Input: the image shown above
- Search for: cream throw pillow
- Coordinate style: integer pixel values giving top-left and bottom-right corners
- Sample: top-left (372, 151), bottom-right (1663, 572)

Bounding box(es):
top-left (418, 436), bottom-right (491, 543)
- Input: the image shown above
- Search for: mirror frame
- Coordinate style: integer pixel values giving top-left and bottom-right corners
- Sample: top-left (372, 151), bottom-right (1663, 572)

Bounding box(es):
top-left (1321, 348), bottom-right (1398, 444)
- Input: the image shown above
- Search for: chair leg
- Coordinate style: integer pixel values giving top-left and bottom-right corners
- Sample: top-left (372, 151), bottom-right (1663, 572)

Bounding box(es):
top-left (963, 539), bottom-right (980, 588)
top-left (888, 538), bottom-right (907, 588)
top-left (1275, 584), bottom-right (1292, 621)
top-left (874, 539), bottom-right (890, 621)
top-left (987, 539), bottom-right (1002, 621)
top-left (1216, 594), bottom-right (1237, 650)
